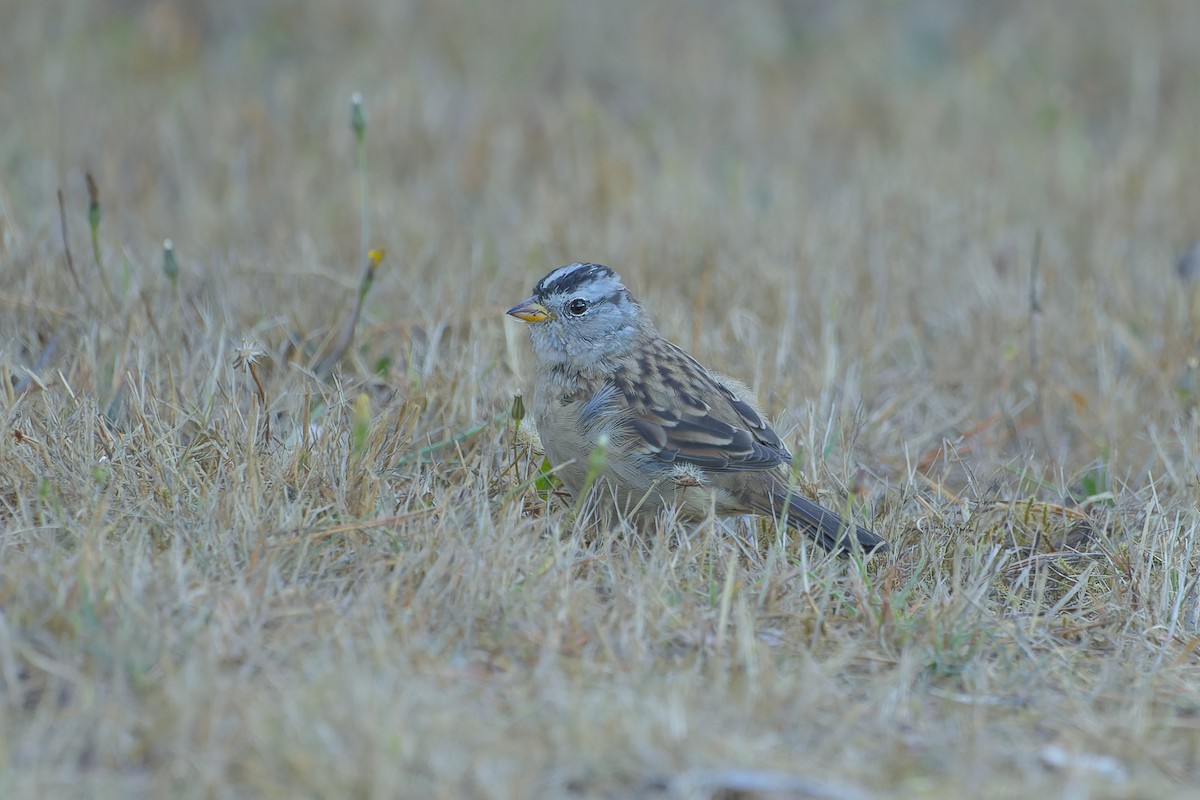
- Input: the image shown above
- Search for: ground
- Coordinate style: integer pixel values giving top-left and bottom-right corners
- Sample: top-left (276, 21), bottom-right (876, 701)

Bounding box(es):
top-left (3, 1), bottom-right (1200, 797)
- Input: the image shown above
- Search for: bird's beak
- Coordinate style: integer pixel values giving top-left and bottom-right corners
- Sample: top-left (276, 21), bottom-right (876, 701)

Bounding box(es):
top-left (506, 298), bottom-right (554, 323)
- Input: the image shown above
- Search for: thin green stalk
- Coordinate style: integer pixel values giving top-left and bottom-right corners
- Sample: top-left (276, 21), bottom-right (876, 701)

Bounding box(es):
top-left (86, 172), bottom-right (120, 311)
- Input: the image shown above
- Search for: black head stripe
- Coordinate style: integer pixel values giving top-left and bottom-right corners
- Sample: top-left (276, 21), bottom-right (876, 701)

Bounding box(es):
top-left (534, 263), bottom-right (618, 298)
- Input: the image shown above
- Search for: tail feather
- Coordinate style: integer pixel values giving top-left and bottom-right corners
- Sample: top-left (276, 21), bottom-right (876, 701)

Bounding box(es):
top-left (762, 489), bottom-right (886, 556)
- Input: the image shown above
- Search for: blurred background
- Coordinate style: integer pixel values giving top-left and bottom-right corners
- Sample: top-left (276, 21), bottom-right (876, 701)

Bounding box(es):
top-left (4, 0), bottom-right (1200, 480)
top-left (6, 3), bottom-right (1200, 795)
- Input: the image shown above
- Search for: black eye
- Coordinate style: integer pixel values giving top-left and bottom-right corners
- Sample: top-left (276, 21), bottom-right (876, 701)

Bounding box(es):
top-left (568, 298), bottom-right (589, 316)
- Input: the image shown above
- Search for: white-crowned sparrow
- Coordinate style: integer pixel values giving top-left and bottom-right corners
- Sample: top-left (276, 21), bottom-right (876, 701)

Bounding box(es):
top-left (507, 262), bottom-right (885, 555)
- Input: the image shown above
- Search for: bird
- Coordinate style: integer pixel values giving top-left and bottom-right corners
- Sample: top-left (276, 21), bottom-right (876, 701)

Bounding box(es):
top-left (506, 262), bottom-right (886, 556)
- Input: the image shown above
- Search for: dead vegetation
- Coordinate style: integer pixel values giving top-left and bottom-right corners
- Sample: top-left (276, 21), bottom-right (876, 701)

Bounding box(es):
top-left (2, 1), bottom-right (1200, 797)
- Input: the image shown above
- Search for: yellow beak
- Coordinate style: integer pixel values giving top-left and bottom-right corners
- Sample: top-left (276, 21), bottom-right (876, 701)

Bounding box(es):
top-left (506, 298), bottom-right (554, 323)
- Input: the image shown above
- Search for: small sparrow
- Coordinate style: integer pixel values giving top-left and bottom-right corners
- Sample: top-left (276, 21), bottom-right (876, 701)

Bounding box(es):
top-left (507, 262), bottom-right (885, 555)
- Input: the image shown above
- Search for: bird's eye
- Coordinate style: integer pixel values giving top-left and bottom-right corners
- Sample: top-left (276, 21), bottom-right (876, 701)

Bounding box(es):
top-left (568, 298), bottom-right (589, 316)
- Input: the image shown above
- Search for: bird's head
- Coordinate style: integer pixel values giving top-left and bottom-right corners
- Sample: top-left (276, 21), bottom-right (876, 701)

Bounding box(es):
top-left (507, 262), bottom-right (647, 371)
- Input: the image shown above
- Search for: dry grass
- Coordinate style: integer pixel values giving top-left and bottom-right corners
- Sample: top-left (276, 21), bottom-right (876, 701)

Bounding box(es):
top-left (3, 1), bottom-right (1200, 797)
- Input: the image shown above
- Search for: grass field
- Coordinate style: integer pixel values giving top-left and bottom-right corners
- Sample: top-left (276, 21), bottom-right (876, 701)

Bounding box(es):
top-left (4, 1), bottom-right (1200, 797)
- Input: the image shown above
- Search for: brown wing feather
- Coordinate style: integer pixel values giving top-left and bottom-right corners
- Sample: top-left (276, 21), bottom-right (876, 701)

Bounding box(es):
top-left (616, 340), bottom-right (792, 473)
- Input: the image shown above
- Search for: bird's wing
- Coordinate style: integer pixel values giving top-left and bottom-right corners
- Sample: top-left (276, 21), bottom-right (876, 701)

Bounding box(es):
top-left (614, 340), bottom-right (792, 473)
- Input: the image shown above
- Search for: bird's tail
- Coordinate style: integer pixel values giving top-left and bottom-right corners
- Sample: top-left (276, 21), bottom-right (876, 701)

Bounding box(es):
top-left (759, 485), bottom-right (886, 556)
